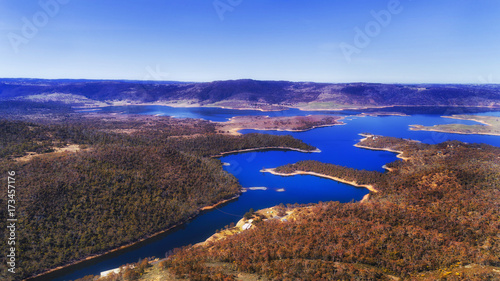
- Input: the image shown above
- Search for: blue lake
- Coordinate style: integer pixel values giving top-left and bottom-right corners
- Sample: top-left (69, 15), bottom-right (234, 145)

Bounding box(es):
top-left (84, 105), bottom-right (345, 121)
top-left (44, 107), bottom-right (500, 281)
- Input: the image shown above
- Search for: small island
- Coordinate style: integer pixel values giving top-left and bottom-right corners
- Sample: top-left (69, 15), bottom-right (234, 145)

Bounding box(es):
top-left (410, 115), bottom-right (500, 136)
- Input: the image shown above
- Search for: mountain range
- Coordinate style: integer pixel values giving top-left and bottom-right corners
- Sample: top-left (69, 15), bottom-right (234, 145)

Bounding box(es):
top-left (1, 78), bottom-right (499, 110)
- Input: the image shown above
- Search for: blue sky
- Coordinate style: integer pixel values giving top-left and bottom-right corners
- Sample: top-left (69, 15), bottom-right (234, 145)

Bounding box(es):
top-left (1, 0), bottom-right (499, 83)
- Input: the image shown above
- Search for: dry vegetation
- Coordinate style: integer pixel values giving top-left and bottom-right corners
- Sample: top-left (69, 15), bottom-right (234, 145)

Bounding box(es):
top-left (0, 115), bottom-right (316, 281)
top-left (147, 135), bottom-right (500, 280)
top-left (410, 115), bottom-right (500, 136)
top-left (216, 115), bottom-right (343, 135)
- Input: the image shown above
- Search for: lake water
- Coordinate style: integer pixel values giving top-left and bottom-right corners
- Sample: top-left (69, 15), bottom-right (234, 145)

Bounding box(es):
top-left (83, 105), bottom-right (335, 121)
top-left (43, 106), bottom-right (500, 281)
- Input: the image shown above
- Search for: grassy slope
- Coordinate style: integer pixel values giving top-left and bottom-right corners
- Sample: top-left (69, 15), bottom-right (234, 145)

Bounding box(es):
top-left (410, 115), bottom-right (500, 136)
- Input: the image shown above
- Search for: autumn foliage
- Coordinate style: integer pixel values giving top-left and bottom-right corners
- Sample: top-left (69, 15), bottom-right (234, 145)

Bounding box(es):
top-left (0, 116), bottom-right (315, 280)
top-left (163, 136), bottom-right (500, 280)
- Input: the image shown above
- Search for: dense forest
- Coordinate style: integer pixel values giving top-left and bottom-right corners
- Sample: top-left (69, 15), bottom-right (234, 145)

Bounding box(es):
top-left (0, 114), bottom-right (316, 280)
top-left (157, 136), bottom-right (500, 280)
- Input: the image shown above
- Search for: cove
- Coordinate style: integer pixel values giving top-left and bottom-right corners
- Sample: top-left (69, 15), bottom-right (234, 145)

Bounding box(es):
top-left (42, 110), bottom-right (500, 281)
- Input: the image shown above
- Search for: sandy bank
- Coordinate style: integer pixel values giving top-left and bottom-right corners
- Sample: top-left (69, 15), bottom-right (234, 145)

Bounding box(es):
top-left (293, 104), bottom-right (498, 112)
top-left (409, 125), bottom-right (500, 136)
top-left (354, 134), bottom-right (411, 161)
top-left (223, 123), bottom-right (344, 136)
top-left (354, 144), bottom-right (411, 161)
top-left (261, 168), bottom-right (378, 194)
top-left (409, 115), bottom-right (500, 136)
top-left (361, 193), bottom-right (371, 203)
top-left (200, 195), bottom-right (240, 211)
top-left (211, 146), bottom-right (321, 158)
top-left (76, 101), bottom-right (282, 112)
top-left (382, 165), bottom-right (394, 172)
top-left (218, 115), bottom-right (345, 136)
top-left (196, 206), bottom-right (295, 247)
top-left (76, 101), bottom-right (500, 113)
top-left (441, 115), bottom-right (497, 127)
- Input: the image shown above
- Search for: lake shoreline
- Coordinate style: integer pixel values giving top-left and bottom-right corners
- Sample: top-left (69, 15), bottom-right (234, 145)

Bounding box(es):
top-left (27, 144), bottom-right (321, 280)
top-left (200, 195), bottom-right (240, 211)
top-left (354, 143), bottom-right (411, 161)
top-left (355, 133), bottom-right (411, 161)
top-left (409, 126), bottom-right (500, 136)
top-left (223, 123), bottom-right (345, 136)
top-left (75, 101), bottom-right (500, 113)
top-left (24, 195), bottom-right (240, 281)
top-left (211, 146), bottom-right (321, 158)
top-left (216, 115), bottom-right (345, 136)
top-left (261, 168), bottom-right (378, 195)
top-left (293, 104), bottom-right (500, 112)
top-left (409, 115), bottom-right (500, 136)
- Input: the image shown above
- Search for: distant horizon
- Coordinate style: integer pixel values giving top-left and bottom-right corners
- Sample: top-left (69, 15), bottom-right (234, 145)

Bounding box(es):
top-left (1, 76), bottom-right (500, 86)
top-left (1, 1), bottom-right (499, 84)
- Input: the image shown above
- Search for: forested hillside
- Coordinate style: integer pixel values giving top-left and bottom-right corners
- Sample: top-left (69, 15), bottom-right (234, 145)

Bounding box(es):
top-left (2, 78), bottom-right (500, 110)
top-left (0, 115), bottom-right (316, 280)
top-left (156, 136), bottom-right (500, 280)
top-left (274, 160), bottom-right (384, 189)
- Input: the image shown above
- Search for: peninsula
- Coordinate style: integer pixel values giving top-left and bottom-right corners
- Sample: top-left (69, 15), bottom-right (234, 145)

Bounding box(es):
top-left (141, 135), bottom-right (500, 280)
top-left (217, 115), bottom-right (343, 135)
top-left (0, 112), bottom-right (317, 280)
top-left (410, 114), bottom-right (500, 136)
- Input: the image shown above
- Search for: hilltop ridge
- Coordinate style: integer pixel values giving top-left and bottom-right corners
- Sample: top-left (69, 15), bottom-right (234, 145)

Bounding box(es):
top-left (1, 78), bottom-right (499, 110)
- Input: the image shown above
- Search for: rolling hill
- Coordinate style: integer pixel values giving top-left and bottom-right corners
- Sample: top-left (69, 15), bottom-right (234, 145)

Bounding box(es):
top-left (1, 78), bottom-right (499, 110)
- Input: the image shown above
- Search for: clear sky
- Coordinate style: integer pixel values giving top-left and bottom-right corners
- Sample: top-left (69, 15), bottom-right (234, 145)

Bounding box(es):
top-left (1, 0), bottom-right (499, 83)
